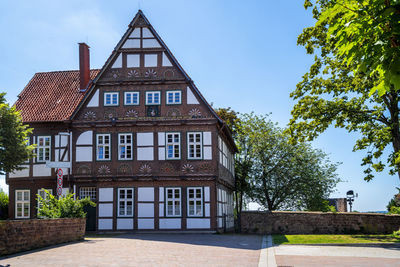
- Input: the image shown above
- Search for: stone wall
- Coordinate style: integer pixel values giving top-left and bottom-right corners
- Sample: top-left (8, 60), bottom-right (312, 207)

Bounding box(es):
top-left (241, 211), bottom-right (400, 234)
top-left (0, 218), bottom-right (86, 256)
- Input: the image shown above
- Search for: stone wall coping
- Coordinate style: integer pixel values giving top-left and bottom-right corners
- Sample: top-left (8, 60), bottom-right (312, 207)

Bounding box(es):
top-left (241, 210), bottom-right (400, 217)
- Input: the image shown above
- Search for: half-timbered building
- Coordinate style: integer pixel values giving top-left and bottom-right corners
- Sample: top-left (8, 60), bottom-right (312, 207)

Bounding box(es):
top-left (6, 11), bottom-right (236, 232)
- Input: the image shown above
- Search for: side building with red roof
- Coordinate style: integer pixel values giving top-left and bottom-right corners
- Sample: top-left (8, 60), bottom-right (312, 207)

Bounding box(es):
top-left (7, 10), bottom-right (236, 232)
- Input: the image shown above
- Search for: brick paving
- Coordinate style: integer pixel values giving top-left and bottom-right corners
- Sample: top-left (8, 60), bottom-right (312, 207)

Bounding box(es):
top-left (274, 244), bottom-right (400, 267)
top-left (275, 255), bottom-right (400, 267)
top-left (0, 234), bottom-right (262, 267)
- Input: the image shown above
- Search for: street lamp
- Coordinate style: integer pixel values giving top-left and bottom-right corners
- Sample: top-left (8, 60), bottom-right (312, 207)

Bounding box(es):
top-left (346, 190), bottom-right (358, 212)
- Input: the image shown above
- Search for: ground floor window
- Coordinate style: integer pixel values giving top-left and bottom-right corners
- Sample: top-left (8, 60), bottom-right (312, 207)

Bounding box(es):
top-left (166, 188), bottom-right (181, 217)
top-left (16, 190), bottom-right (30, 218)
top-left (80, 187), bottom-right (97, 200)
top-left (187, 187), bottom-right (203, 217)
top-left (118, 188), bottom-right (134, 217)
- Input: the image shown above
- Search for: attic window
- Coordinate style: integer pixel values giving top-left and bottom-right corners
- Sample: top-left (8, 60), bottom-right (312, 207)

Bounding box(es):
top-left (146, 91), bottom-right (160, 105)
top-left (104, 92), bottom-right (119, 106)
top-left (122, 27), bottom-right (161, 49)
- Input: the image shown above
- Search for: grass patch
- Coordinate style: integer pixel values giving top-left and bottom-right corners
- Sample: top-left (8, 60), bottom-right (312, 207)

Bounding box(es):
top-left (272, 234), bottom-right (400, 245)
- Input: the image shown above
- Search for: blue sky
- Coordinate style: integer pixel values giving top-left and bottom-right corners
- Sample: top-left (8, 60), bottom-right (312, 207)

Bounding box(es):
top-left (0, 0), bottom-right (398, 211)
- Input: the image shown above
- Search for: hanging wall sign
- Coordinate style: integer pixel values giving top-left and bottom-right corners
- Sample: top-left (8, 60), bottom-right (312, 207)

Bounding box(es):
top-left (57, 168), bottom-right (63, 197)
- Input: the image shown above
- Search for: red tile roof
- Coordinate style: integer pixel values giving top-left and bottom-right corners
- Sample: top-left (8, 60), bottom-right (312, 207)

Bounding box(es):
top-left (15, 70), bottom-right (100, 122)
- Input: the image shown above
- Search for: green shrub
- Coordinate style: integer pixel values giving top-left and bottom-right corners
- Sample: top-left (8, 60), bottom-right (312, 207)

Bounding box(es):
top-left (389, 206), bottom-right (400, 215)
top-left (37, 190), bottom-right (95, 219)
top-left (392, 228), bottom-right (400, 239)
top-left (0, 189), bottom-right (8, 219)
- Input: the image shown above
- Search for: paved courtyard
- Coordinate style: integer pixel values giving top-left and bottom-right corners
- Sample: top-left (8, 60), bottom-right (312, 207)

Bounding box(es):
top-left (2, 234), bottom-right (400, 267)
top-left (0, 234), bottom-right (263, 267)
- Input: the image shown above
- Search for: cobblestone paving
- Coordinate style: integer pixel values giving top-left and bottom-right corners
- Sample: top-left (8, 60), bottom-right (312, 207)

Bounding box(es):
top-left (0, 234), bottom-right (263, 267)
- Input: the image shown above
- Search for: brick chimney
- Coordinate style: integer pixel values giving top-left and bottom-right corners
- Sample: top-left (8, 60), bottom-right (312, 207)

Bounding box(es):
top-left (79, 43), bottom-right (90, 91)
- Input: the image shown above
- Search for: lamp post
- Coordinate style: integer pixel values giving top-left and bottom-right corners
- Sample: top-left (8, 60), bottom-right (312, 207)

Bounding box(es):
top-left (346, 190), bottom-right (357, 212)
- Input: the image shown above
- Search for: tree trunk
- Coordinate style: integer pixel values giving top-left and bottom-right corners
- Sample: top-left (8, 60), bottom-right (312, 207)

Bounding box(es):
top-left (388, 92), bottom-right (400, 181)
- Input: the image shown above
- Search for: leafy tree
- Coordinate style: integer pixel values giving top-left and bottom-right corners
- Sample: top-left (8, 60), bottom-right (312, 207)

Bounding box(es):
top-left (303, 0), bottom-right (400, 95)
top-left (289, 0), bottom-right (400, 181)
top-left (215, 108), bottom-right (251, 230)
top-left (0, 93), bottom-right (35, 174)
top-left (37, 190), bottom-right (96, 219)
top-left (245, 113), bottom-right (340, 211)
top-left (387, 187), bottom-right (400, 212)
top-left (0, 189), bottom-right (8, 219)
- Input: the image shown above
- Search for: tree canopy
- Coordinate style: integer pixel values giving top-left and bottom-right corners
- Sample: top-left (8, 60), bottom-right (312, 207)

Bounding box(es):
top-left (217, 108), bottom-right (340, 212)
top-left (0, 93), bottom-right (34, 174)
top-left (243, 113), bottom-right (340, 211)
top-left (289, 0), bottom-right (400, 182)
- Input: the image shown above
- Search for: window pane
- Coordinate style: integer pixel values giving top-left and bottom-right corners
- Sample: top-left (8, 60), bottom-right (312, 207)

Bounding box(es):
top-left (23, 204), bottom-right (29, 216)
top-left (196, 204), bottom-right (202, 215)
top-left (167, 146), bottom-right (173, 158)
top-left (175, 190), bottom-right (180, 199)
top-left (17, 203), bottom-right (22, 216)
top-left (127, 201), bottom-right (133, 215)
top-left (24, 191), bottom-right (29, 200)
top-left (127, 190), bottom-right (133, 199)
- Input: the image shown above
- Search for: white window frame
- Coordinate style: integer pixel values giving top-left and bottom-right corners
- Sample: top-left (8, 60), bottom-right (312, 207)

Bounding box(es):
top-left (145, 91), bottom-right (161, 105)
top-left (37, 136), bottom-right (51, 162)
top-left (166, 90), bottom-right (182, 105)
top-left (166, 132), bottom-right (181, 160)
top-left (187, 132), bottom-right (203, 160)
top-left (124, 91), bottom-right (140, 106)
top-left (104, 92), bottom-right (119, 106)
top-left (79, 187), bottom-right (96, 200)
top-left (118, 188), bottom-right (134, 217)
top-left (96, 134), bottom-right (111, 161)
top-left (37, 189), bottom-right (52, 213)
top-left (118, 133), bottom-right (133, 160)
top-left (15, 190), bottom-right (30, 218)
top-left (166, 187), bottom-right (181, 217)
top-left (187, 187), bottom-right (203, 217)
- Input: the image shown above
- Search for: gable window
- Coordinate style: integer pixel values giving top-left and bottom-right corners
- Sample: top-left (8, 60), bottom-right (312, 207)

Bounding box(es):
top-left (166, 188), bottom-right (181, 217)
top-left (37, 136), bottom-right (51, 162)
top-left (166, 90), bottom-right (181, 105)
top-left (96, 134), bottom-right (111, 160)
top-left (187, 187), bottom-right (203, 217)
top-left (146, 91), bottom-right (160, 105)
top-left (124, 92), bottom-right (139, 105)
top-left (118, 188), bottom-right (134, 217)
top-left (166, 133), bottom-right (180, 159)
top-left (104, 92), bottom-right (119, 106)
top-left (16, 190), bottom-right (30, 218)
top-left (79, 187), bottom-right (96, 200)
top-left (187, 132), bottom-right (202, 159)
top-left (37, 189), bottom-right (52, 214)
top-left (118, 133), bottom-right (133, 160)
